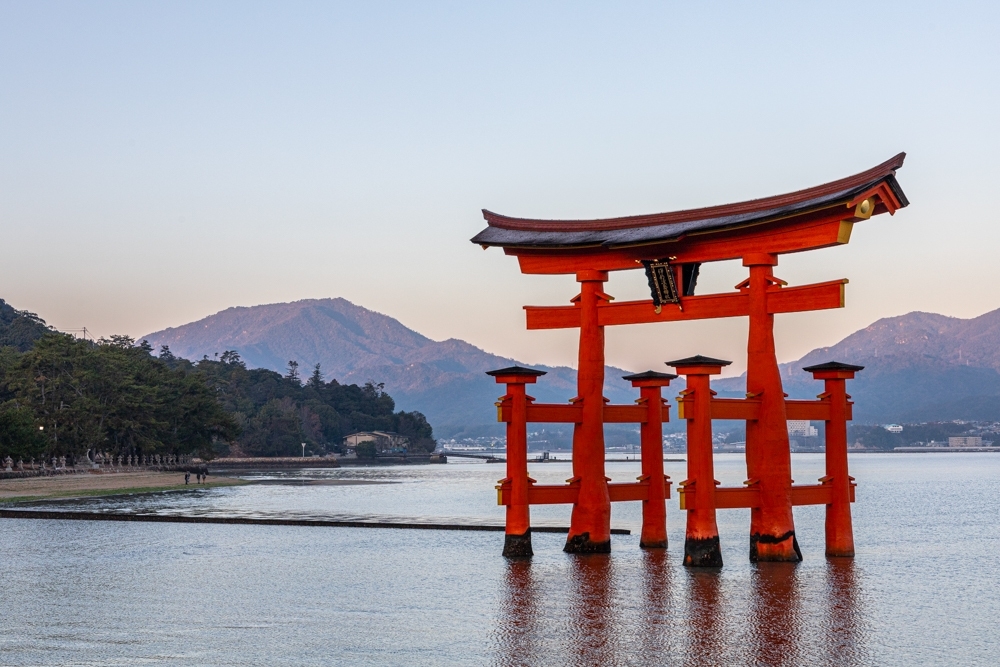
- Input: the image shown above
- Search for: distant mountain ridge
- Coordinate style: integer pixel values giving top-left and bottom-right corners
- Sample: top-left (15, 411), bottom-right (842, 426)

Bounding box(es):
top-left (144, 298), bottom-right (1000, 434)
top-left (142, 298), bottom-right (637, 438)
top-left (716, 309), bottom-right (1000, 422)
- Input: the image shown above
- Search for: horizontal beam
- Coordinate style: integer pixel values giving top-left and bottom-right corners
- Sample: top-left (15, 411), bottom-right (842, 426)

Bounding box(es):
top-left (597, 292), bottom-right (748, 327)
top-left (790, 484), bottom-right (832, 506)
top-left (512, 215), bottom-right (853, 275)
top-left (525, 279), bottom-right (847, 330)
top-left (608, 481), bottom-right (652, 502)
top-left (502, 397), bottom-right (852, 424)
top-left (526, 404), bottom-right (581, 423)
top-left (677, 486), bottom-right (759, 510)
top-left (712, 397), bottom-right (760, 421)
top-left (678, 397), bottom-right (853, 421)
top-left (785, 399), bottom-right (853, 421)
top-left (500, 479), bottom-right (847, 508)
top-left (604, 404), bottom-right (652, 423)
top-left (677, 397), bottom-right (761, 420)
top-left (770, 279), bottom-right (846, 315)
top-left (497, 402), bottom-right (669, 424)
top-left (678, 482), bottom-right (856, 510)
top-left (497, 480), bottom-right (665, 506)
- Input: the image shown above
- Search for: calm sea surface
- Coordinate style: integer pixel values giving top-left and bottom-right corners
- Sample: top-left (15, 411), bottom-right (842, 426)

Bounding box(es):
top-left (1, 453), bottom-right (998, 666)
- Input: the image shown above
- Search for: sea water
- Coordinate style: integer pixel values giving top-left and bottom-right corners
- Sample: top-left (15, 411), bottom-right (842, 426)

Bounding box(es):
top-left (1, 453), bottom-right (998, 666)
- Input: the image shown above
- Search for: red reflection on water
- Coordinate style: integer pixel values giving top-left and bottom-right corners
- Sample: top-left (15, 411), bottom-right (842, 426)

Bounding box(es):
top-left (495, 551), bottom-right (867, 666)
top-left (685, 568), bottom-right (724, 666)
top-left (568, 554), bottom-right (620, 666)
top-left (749, 562), bottom-right (802, 666)
top-left (639, 549), bottom-right (677, 657)
top-left (824, 558), bottom-right (867, 665)
top-left (495, 559), bottom-right (539, 667)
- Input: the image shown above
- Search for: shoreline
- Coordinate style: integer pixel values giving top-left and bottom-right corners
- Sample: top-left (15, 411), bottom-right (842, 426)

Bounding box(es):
top-left (0, 471), bottom-right (246, 504)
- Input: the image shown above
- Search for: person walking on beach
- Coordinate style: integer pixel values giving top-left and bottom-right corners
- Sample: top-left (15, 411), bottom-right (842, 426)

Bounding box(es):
top-left (184, 472), bottom-right (190, 485)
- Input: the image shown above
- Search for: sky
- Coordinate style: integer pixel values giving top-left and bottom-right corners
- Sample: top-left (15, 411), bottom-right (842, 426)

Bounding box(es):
top-left (1, 1), bottom-right (998, 376)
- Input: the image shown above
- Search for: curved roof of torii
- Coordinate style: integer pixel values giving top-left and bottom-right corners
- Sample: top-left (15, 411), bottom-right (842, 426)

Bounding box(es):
top-left (471, 153), bottom-right (908, 249)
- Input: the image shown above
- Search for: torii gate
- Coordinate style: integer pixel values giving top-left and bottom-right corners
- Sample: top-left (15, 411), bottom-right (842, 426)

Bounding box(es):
top-left (474, 154), bottom-right (908, 564)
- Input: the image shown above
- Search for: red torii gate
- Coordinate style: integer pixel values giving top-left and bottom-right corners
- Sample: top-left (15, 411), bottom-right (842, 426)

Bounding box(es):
top-left (474, 154), bottom-right (908, 564)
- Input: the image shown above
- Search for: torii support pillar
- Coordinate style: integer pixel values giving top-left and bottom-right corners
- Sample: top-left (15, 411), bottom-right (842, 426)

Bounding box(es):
top-left (623, 370), bottom-right (677, 549)
top-left (743, 253), bottom-right (801, 562)
top-left (804, 361), bottom-right (864, 558)
top-left (669, 356), bottom-right (730, 567)
top-left (488, 365), bottom-right (547, 558)
top-left (565, 270), bottom-right (613, 554)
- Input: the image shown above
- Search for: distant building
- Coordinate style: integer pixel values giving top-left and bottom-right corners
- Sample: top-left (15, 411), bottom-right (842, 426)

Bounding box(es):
top-left (884, 424), bottom-right (903, 433)
top-left (343, 431), bottom-right (410, 453)
top-left (787, 420), bottom-right (817, 438)
top-left (949, 436), bottom-right (982, 448)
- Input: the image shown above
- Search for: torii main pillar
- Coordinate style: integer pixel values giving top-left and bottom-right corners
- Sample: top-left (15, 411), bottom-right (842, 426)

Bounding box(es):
top-left (744, 253), bottom-right (800, 562)
top-left (565, 270), bottom-right (612, 553)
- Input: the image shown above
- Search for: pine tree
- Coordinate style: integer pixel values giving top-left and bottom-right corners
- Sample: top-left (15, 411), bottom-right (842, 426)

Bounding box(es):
top-left (285, 360), bottom-right (300, 384)
top-left (308, 363), bottom-right (323, 389)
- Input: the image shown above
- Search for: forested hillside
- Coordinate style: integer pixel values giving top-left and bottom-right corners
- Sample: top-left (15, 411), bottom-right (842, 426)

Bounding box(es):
top-left (0, 300), bottom-right (433, 463)
top-left (142, 297), bottom-right (637, 437)
top-left (0, 299), bottom-right (51, 351)
top-left (163, 350), bottom-right (434, 457)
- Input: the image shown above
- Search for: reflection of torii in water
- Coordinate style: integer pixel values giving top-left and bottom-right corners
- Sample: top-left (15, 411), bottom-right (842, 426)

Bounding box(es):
top-left (475, 153), bottom-right (909, 564)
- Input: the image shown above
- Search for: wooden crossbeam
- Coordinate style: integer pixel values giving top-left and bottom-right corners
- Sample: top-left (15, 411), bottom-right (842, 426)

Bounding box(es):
top-left (786, 399), bottom-right (853, 421)
top-left (674, 397), bottom-right (852, 421)
top-left (709, 397), bottom-right (760, 420)
top-left (498, 479), bottom-right (854, 508)
top-left (497, 480), bottom-right (670, 506)
top-left (678, 482), bottom-right (856, 510)
top-left (511, 216), bottom-right (854, 274)
top-left (499, 397), bottom-right (850, 424)
top-left (525, 279), bottom-right (847, 330)
top-left (496, 402), bottom-right (669, 424)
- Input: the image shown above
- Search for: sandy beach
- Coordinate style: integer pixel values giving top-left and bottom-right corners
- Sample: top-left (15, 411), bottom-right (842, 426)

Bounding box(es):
top-left (0, 471), bottom-right (245, 503)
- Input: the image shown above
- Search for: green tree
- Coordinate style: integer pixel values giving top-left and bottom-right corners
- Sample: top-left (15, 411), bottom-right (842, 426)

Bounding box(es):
top-left (6, 333), bottom-right (238, 460)
top-left (355, 441), bottom-right (377, 459)
top-left (0, 402), bottom-right (46, 462)
top-left (0, 299), bottom-right (52, 352)
top-left (308, 363), bottom-right (323, 390)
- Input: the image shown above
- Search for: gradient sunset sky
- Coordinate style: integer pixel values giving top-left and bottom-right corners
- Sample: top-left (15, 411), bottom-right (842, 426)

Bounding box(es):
top-left (2, 2), bottom-right (998, 375)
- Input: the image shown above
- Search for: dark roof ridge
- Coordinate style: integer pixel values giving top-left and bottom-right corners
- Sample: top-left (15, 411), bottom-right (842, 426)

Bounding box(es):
top-left (622, 370), bottom-right (678, 381)
top-left (802, 361), bottom-right (865, 373)
top-left (666, 355), bottom-right (733, 367)
top-left (479, 153), bottom-right (905, 234)
top-left (485, 365), bottom-right (547, 377)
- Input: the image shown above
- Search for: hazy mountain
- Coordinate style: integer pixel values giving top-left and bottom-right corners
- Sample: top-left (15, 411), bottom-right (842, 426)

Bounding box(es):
top-left (143, 299), bottom-right (1000, 433)
top-left (715, 309), bottom-right (1000, 423)
top-left (142, 298), bottom-right (639, 438)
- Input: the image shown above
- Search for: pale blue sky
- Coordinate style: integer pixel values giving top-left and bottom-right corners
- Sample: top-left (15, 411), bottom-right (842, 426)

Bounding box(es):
top-left (2, 2), bottom-right (998, 374)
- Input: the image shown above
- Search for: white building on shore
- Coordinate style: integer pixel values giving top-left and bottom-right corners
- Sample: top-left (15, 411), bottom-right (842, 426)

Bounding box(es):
top-left (787, 420), bottom-right (817, 438)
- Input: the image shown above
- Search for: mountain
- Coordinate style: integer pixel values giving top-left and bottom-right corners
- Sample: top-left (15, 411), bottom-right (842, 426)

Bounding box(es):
top-left (142, 298), bottom-right (638, 438)
top-left (715, 309), bottom-right (1000, 423)
top-left (143, 298), bottom-right (1000, 433)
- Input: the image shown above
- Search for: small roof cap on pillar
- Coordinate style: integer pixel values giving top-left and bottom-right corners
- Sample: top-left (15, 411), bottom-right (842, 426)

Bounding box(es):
top-left (666, 355), bottom-right (732, 368)
top-left (485, 365), bottom-right (547, 377)
top-left (802, 361), bottom-right (865, 373)
top-left (623, 370), bottom-right (677, 386)
top-left (622, 370), bottom-right (678, 381)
